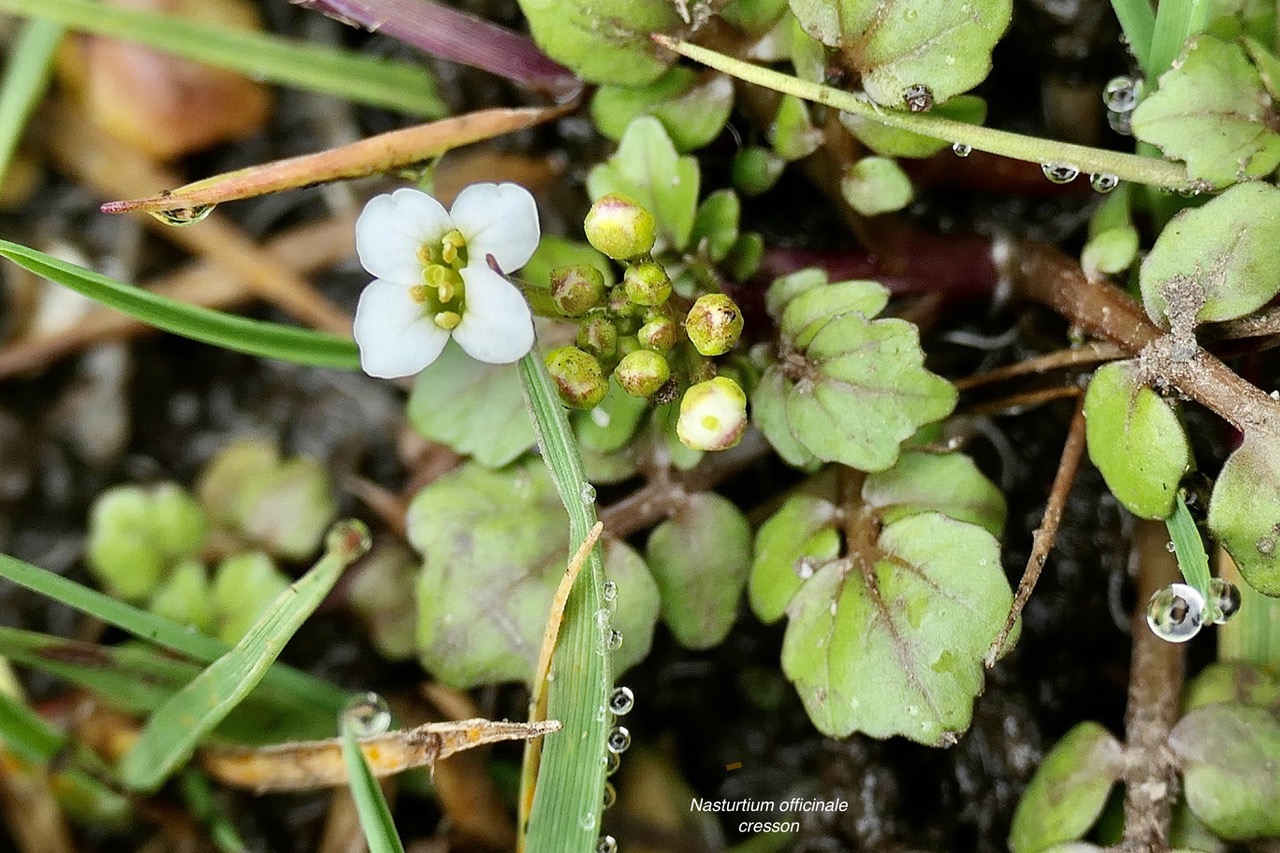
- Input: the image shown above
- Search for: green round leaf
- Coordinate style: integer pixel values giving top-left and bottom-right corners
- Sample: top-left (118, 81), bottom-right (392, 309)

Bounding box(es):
top-left (770, 95), bottom-right (823, 161)
top-left (789, 0), bottom-right (1012, 107)
top-left (779, 279), bottom-right (889, 347)
top-left (780, 512), bottom-right (1010, 743)
top-left (1140, 173), bottom-right (1280, 329)
top-left (408, 461), bottom-right (660, 686)
top-left (1183, 662), bottom-right (1280, 714)
top-left (591, 69), bottom-right (735, 153)
top-left (646, 493), bottom-right (752, 648)
top-left (1170, 703), bottom-right (1280, 839)
top-left (1131, 35), bottom-right (1280, 189)
top-left (749, 494), bottom-right (841, 623)
top-left (1083, 360), bottom-right (1191, 520)
top-left (1208, 436), bottom-right (1280, 596)
top-left (1008, 722), bottom-right (1125, 853)
top-left (688, 189), bottom-right (742, 263)
top-left (516, 0), bottom-right (679, 86)
top-left (841, 156), bottom-right (914, 216)
top-left (862, 449), bottom-right (1007, 537)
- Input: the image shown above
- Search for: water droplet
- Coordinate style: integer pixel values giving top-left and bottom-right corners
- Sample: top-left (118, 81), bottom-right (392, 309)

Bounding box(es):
top-left (1107, 109), bottom-right (1133, 136)
top-left (1146, 583), bottom-right (1205, 643)
top-left (595, 704), bottom-right (608, 722)
top-left (606, 629), bottom-right (623, 651)
top-left (606, 725), bottom-right (632, 754)
top-left (795, 557), bottom-right (820, 580)
top-left (603, 581), bottom-right (618, 602)
top-left (1166, 540), bottom-right (1176, 552)
top-left (581, 483), bottom-right (597, 505)
top-left (1041, 162), bottom-right (1080, 184)
top-left (1205, 578), bottom-right (1241, 625)
top-left (1177, 186), bottom-right (1202, 198)
top-left (150, 204), bottom-right (215, 227)
top-left (609, 686), bottom-right (635, 715)
top-left (580, 812), bottom-right (597, 831)
top-left (605, 750), bottom-right (621, 776)
top-left (1102, 75), bottom-right (1142, 113)
top-left (1090, 173), bottom-right (1119, 193)
top-left (602, 781), bottom-right (617, 809)
top-left (597, 835), bottom-right (618, 853)
top-left (341, 692), bottom-right (391, 736)
top-left (952, 142), bottom-right (972, 158)
top-left (902, 83), bottom-right (934, 112)
top-left (595, 608), bottom-right (612, 628)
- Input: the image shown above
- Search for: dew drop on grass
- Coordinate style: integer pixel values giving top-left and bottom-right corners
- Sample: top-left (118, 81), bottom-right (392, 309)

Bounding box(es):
top-left (952, 142), bottom-right (972, 157)
top-left (150, 204), bottom-right (215, 227)
top-left (603, 580), bottom-right (618, 602)
top-left (602, 781), bottom-right (617, 809)
top-left (606, 750), bottom-right (621, 776)
top-left (1102, 76), bottom-right (1141, 112)
top-left (606, 725), bottom-right (632, 754)
top-left (1205, 577), bottom-right (1241, 625)
top-left (1146, 583), bottom-right (1205, 642)
top-left (581, 483), bottom-right (597, 505)
top-left (1166, 540), bottom-right (1176, 552)
top-left (1090, 173), bottom-right (1119, 193)
top-left (608, 686), bottom-right (635, 715)
top-left (580, 812), bottom-right (596, 831)
top-left (1041, 162), bottom-right (1080, 184)
top-left (606, 629), bottom-right (623, 651)
top-left (597, 835), bottom-right (618, 853)
top-left (341, 691), bottom-right (392, 736)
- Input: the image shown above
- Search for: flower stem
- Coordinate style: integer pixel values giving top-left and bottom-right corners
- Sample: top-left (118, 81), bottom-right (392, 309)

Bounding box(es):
top-left (654, 36), bottom-right (1192, 191)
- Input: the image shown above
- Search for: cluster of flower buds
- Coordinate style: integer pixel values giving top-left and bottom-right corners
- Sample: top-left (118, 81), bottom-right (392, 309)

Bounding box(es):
top-left (544, 193), bottom-right (748, 451)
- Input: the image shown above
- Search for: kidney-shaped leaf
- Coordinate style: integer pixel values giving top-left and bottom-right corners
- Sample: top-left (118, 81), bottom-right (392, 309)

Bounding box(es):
top-left (408, 461), bottom-right (660, 686)
top-left (749, 494), bottom-right (841, 623)
top-left (1140, 182), bottom-right (1280, 328)
top-left (780, 512), bottom-right (1010, 744)
top-left (516, 0), bottom-right (679, 86)
top-left (862, 449), bottom-right (1007, 537)
top-left (1170, 703), bottom-right (1280, 839)
top-left (1208, 435), bottom-right (1280, 596)
top-left (789, 0), bottom-right (1012, 107)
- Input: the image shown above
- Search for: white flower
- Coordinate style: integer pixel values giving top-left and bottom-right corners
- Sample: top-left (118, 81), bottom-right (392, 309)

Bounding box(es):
top-left (677, 377), bottom-right (748, 451)
top-left (352, 183), bottom-right (540, 378)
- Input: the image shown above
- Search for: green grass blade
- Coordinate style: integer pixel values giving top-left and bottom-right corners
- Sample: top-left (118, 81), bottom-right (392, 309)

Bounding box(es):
top-left (1149, 0), bottom-right (1211, 79)
top-left (0, 688), bottom-right (65, 763)
top-left (117, 521), bottom-right (370, 791)
top-left (0, 0), bottom-right (444, 117)
top-left (0, 19), bottom-right (62, 188)
top-left (1108, 0), bottom-right (1155, 74)
top-left (179, 771), bottom-right (249, 853)
top-left (0, 240), bottom-right (361, 370)
top-left (518, 351), bottom-right (611, 853)
top-left (340, 723), bottom-right (406, 853)
top-left (1166, 492), bottom-right (1211, 597)
top-left (0, 551), bottom-right (347, 715)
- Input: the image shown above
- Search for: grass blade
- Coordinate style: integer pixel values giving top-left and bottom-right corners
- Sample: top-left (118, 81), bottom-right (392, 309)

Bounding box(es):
top-left (0, 240), bottom-right (361, 370)
top-left (518, 351), bottom-right (611, 853)
top-left (1149, 0), bottom-right (1211, 80)
top-left (0, 551), bottom-right (347, 716)
top-left (0, 19), bottom-right (62, 188)
top-left (340, 722), bottom-right (407, 853)
top-left (1166, 492), bottom-right (1211, 596)
top-left (0, 0), bottom-right (444, 117)
top-left (1108, 0), bottom-right (1155, 74)
top-left (117, 521), bottom-right (371, 791)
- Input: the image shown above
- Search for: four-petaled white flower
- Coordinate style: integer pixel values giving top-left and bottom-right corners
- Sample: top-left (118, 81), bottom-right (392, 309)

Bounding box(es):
top-left (352, 183), bottom-right (540, 378)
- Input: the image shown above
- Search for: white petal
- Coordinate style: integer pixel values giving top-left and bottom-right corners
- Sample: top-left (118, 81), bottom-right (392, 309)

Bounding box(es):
top-left (355, 188), bottom-right (452, 285)
top-left (452, 266), bottom-right (535, 363)
top-left (449, 182), bottom-right (541, 274)
top-left (353, 279), bottom-right (450, 378)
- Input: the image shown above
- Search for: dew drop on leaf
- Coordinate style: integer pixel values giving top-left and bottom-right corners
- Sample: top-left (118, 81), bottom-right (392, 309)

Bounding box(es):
top-left (1205, 577), bottom-right (1241, 625)
top-left (597, 835), bottom-right (618, 853)
top-left (903, 83), bottom-right (934, 112)
top-left (1146, 583), bottom-right (1205, 642)
top-left (1090, 173), bottom-right (1119, 193)
top-left (952, 142), bottom-right (972, 158)
top-left (1041, 162), bottom-right (1080, 184)
top-left (1103, 76), bottom-right (1142, 112)
top-left (340, 691), bottom-right (391, 736)
top-left (606, 725), bottom-right (632, 754)
top-left (609, 686), bottom-right (635, 715)
top-left (150, 204), bottom-right (216, 227)
top-left (1108, 110), bottom-right (1133, 136)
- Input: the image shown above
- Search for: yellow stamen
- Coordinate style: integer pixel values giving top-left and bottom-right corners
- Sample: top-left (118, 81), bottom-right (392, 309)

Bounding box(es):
top-left (416, 244), bottom-right (439, 266)
top-left (423, 264), bottom-right (450, 288)
top-left (434, 311), bottom-right (462, 330)
top-left (438, 278), bottom-right (457, 303)
top-left (408, 285), bottom-right (431, 304)
top-left (441, 229), bottom-right (467, 266)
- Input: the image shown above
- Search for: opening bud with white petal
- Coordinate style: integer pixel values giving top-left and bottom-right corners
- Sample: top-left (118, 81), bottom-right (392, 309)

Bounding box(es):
top-left (550, 264), bottom-right (606, 317)
top-left (685, 293), bottom-right (744, 357)
top-left (584, 193), bottom-right (656, 261)
top-left (614, 349), bottom-right (671, 398)
top-left (545, 346), bottom-right (609, 409)
top-left (677, 377), bottom-right (748, 451)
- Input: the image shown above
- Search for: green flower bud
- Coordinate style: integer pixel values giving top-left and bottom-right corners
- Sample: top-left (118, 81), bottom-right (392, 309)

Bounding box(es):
top-left (577, 311), bottom-right (618, 360)
top-left (148, 559), bottom-right (215, 632)
top-left (584, 192), bottom-right (656, 261)
top-left (545, 346), bottom-right (609, 408)
top-left (86, 485), bottom-right (166, 602)
top-left (614, 349), bottom-right (671, 398)
top-left (212, 551), bottom-right (290, 644)
top-left (150, 483), bottom-right (208, 561)
top-left (623, 260), bottom-right (672, 307)
top-left (234, 458), bottom-right (338, 561)
top-left (685, 293), bottom-right (744, 357)
top-left (197, 439), bottom-right (280, 527)
top-left (677, 377), bottom-right (748, 451)
top-left (615, 334), bottom-right (642, 359)
top-left (550, 264), bottom-right (606, 317)
top-left (637, 313), bottom-right (677, 353)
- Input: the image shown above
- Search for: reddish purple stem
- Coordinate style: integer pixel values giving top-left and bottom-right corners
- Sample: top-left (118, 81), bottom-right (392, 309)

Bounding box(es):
top-left (290, 0), bottom-right (581, 99)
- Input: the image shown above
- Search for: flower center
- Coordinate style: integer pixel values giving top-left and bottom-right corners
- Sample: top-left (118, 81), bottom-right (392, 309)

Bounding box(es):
top-left (413, 229), bottom-right (470, 329)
